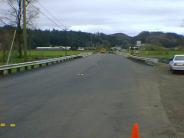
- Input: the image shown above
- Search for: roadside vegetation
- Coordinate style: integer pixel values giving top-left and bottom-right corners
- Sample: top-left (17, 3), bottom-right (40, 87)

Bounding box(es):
top-left (131, 44), bottom-right (184, 62)
top-left (0, 50), bottom-right (82, 65)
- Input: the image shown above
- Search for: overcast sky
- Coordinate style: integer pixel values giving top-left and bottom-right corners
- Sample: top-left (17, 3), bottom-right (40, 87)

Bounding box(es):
top-left (1, 0), bottom-right (184, 36)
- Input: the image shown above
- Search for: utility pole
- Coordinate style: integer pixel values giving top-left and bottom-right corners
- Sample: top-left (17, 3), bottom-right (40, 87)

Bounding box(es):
top-left (17, 0), bottom-right (23, 58)
top-left (64, 27), bottom-right (68, 56)
top-left (23, 0), bottom-right (27, 58)
top-left (7, 30), bottom-right (17, 65)
top-left (90, 34), bottom-right (93, 47)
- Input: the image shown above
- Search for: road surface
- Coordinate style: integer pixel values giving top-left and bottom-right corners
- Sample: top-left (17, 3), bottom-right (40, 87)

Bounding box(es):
top-left (0, 54), bottom-right (179, 138)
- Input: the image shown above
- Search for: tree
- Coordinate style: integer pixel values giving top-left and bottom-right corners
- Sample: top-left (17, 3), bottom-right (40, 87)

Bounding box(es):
top-left (0, 27), bottom-right (15, 63)
top-left (1, 0), bottom-right (39, 58)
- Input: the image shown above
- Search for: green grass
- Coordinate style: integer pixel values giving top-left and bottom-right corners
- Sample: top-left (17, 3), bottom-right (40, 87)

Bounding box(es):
top-left (0, 50), bottom-right (83, 65)
top-left (137, 50), bottom-right (184, 58)
top-left (28, 50), bottom-right (81, 58)
top-left (131, 44), bottom-right (184, 61)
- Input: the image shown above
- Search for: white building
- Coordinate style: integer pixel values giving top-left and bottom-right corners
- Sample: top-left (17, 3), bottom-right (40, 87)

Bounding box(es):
top-left (78, 47), bottom-right (85, 51)
top-left (36, 46), bottom-right (71, 51)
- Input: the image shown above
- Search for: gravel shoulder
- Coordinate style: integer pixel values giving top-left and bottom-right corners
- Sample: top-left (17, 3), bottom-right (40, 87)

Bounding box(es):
top-left (155, 63), bottom-right (184, 137)
top-left (117, 52), bottom-right (184, 137)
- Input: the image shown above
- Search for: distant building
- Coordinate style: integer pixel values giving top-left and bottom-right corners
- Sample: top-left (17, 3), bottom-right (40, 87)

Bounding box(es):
top-left (36, 46), bottom-right (71, 51)
top-left (64, 46), bottom-right (71, 50)
top-left (129, 46), bottom-right (139, 50)
top-left (36, 47), bottom-right (63, 50)
top-left (85, 47), bottom-right (97, 50)
top-left (129, 41), bottom-right (142, 51)
top-left (78, 47), bottom-right (85, 51)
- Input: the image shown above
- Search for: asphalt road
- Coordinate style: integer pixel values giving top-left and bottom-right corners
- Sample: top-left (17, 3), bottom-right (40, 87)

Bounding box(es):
top-left (0, 54), bottom-right (178, 138)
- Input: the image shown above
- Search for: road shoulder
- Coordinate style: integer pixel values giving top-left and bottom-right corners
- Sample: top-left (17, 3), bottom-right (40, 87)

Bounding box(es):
top-left (155, 63), bottom-right (184, 137)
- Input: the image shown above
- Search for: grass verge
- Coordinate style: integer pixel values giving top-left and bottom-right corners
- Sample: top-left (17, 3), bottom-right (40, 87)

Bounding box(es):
top-left (0, 50), bottom-right (83, 65)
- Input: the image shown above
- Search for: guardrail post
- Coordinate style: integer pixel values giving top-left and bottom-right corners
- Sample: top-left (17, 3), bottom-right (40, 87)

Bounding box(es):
top-left (8, 69), bottom-right (12, 74)
top-left (17, 67), bottom-right (21, 72)
top-left (25, 66), bottom-right (28, 71)
top-left (31, 65), bottom-right (34, 69)
top-left (0, 70), bottom-right (4, 76)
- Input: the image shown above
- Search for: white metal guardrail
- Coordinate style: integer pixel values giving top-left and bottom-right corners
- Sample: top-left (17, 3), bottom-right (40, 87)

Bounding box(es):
top-left (0, 55), bottom-right (83, 76)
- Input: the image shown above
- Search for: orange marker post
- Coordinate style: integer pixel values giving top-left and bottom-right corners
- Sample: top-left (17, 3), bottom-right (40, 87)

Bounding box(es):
top-left (131, 123), bottom-right (140, 138)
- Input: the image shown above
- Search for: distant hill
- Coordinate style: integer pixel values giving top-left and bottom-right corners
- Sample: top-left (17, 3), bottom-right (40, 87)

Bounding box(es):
top-left (110, 33), bottom-right (131, 39)
top-left (133, 31), bottom-right (184, 48)
top-left (107, 33), bottom-right (132, 48)
top-left (108, 31), bottom-right (184, 48)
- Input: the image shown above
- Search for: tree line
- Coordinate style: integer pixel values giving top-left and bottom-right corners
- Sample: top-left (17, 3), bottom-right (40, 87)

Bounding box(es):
top-left (1, 26), bottom-right (184, 52)
top-left (27, 29), bottom-right (131, 50)
top-left (27, 30), bottom-right (184, 49)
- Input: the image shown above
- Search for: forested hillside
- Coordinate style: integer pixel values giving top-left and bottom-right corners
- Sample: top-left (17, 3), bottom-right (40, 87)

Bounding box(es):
top-left (1, 26), bottom-right (184, 49)
top-left (28, 30), bottom-right (184, 49)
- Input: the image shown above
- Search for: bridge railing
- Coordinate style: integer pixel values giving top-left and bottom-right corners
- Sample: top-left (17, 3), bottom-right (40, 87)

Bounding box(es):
top-left (0, 55), bottom-right (83, 76)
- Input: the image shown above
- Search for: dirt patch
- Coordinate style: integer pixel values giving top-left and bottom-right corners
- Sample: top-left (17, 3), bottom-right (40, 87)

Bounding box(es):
top-left (156, 63), bottom-right (184, 137)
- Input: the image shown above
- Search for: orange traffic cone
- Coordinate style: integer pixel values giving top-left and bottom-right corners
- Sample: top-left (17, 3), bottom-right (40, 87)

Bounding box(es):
top-left (131, 123), bottom-right (140, 138)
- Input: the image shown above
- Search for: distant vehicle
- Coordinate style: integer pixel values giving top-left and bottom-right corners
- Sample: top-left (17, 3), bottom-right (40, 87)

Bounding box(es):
top-left (100, 48), bottom-right (107, 53)
top-left (108, 50), bottom-right (114, 54)
top-left (169, 55), bottom-right (184, 73)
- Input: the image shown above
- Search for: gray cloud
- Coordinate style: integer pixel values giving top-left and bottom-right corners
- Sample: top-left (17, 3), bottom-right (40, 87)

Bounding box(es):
top-left (1, 0), bottom-right (184, 36)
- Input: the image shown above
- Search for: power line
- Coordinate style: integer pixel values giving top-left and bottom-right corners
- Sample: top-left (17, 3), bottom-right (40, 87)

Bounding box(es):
top-left (0, 16), bottom-right (11, 26)
top-left (37, 1), bottom-right (67, 28)
top-left (0, 18), bottom-right (8, 26)
top-left (30, 3), bottom-right (68, 30)
top-left (29, 2), bottom-right (72, 53)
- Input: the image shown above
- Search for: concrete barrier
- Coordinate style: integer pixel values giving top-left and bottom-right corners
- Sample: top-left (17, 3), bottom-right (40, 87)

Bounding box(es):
top-left (128, 55), bottom-right (159, 66)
